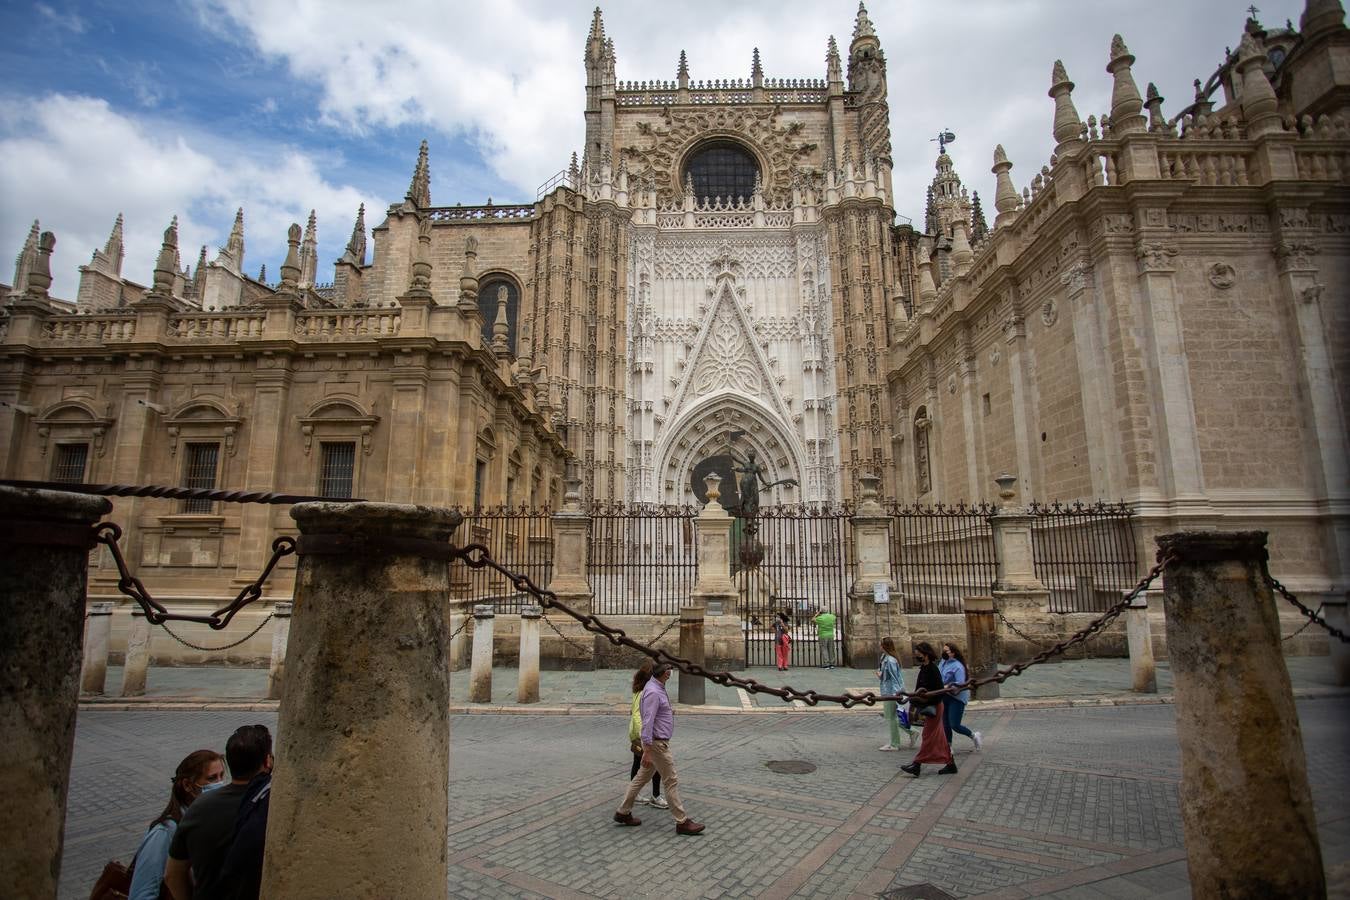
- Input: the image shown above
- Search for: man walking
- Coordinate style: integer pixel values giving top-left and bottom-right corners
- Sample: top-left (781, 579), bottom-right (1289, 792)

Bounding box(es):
top-left (813, 607), bottom-right (838, 668)
top-left (613, 663), bottom-right (706, 835)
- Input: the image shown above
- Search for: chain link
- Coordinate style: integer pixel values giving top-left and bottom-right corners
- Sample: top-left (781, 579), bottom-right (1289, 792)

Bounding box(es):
top-left (1281, 606), bottom-right (1322, 642)
top-left (650, 616), bottom-right (681, 645)
top-left (447, 614), bottom-right (471, 642)
top-left (542, 612), bottom-right (593, 654)
top-left (1264, 566), bottom-right (1348, 643)
top-left (161, 613), bottom-right (275, 652)
top-left (451, 543), bottom-right (1173, 708)
top-left (993, 605), bottom-right (1053, 650)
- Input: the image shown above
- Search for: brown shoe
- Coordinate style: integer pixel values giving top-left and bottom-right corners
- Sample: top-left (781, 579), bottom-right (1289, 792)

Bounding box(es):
top-left (613, 811), bottom-right (641, 826)
top-left (675, 819), bottom-right (706, 835)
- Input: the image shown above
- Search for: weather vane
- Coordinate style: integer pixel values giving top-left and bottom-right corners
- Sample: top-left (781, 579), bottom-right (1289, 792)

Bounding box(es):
top-left (930, 129), bottom-right (956, 154)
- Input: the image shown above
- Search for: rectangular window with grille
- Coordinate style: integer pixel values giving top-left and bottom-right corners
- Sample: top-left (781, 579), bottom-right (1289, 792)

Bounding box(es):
top-left (474, 460), bottom-right (486, 510)
top-left (319, 442), bottom-right (356, 499)
top-left (181, 443), bottom-right (220, 513)
top-left (52, 443), bottom-right (89, 484)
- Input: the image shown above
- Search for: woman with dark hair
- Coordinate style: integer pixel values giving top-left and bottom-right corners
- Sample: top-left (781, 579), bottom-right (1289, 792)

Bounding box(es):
top-left (772, 611), bottom-right (792, 671)
top-left (127, 749), bottom-right (225, 900)
top-left (940, 641), bottom-right (982, 751)
top-left (900, 642), bottom-right (957, 777)
top-left (627, 661), bottom-right (666, 809)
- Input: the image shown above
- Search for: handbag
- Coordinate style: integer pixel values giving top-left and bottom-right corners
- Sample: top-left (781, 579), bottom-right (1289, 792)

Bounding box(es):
top-left (89, 859), bottom-right (131, 900)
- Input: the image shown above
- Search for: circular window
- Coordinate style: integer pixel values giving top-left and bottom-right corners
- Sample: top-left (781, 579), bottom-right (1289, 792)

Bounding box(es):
top-left (683, 141), bottom-right (760, 204)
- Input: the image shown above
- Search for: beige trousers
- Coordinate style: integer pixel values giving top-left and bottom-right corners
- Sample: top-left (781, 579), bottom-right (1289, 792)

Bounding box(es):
top-left (618, 739), bottom-right (687, 822)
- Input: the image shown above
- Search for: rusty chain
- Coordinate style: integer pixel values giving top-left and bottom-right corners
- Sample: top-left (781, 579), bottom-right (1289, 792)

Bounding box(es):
top-left (1, 479), bottom-right (361, 505)
top-left (452, 544), bottom-right (1173, 708)
top-left (95, 522), bottom-right (295, 629)
top-left (1282, 604), bottom-right (1323, 642)
top-left (542, 611), bottom-right (594, 654)
top-left (1264, 565), bottom-right (1348, 643)
top-left (993, 605), bottom-right (1053, 650)
top-left (162, 613), bottom-right (276, 652)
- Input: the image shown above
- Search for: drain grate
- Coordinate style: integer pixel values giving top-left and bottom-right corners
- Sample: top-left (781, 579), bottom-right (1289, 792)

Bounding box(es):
top-left (764, 759), bottom-right (817, 775)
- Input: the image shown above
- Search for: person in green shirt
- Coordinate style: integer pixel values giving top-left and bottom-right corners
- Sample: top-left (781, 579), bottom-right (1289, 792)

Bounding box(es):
top-left (813, 609), bottom-right (838, 668)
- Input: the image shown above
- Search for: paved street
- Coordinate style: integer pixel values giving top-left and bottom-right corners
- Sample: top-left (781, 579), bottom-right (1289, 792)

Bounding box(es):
top-left (59, 698), bottom-right (1349, 899)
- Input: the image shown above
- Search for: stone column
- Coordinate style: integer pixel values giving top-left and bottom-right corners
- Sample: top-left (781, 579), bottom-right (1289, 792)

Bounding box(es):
top-left (1157, 531), bottom-right (1324, 898)
top-left (847, 474), bottom-right (898, 669)
top-left (260, 502), bottom-right (459, 900)
top-left (989, 474), bottom-right (1054, 660)
top-left (1327, 595), bottom-right (1349, 687)
top-left (963, 596), bottom-right (999, 700)
top-left (1125, 593), bottom-right (1156, 693)
top-left (469, 604), bottom-right (494, 704)
top-left (0, 485), bottom-right (111, 900)
top-left (118, 610), bottom-right (152, 697)
top-left (267, 601), bottom-right (293, 701)
top-left (80, 601), bottom-right (115, 695)
top-left (517, 605), bottom-right (541, 704)
top-left (689, 474), bottom-right (744, 671)
top-left (546, 471), bottom-right (595, 668)
top-left (677, 605), bottom-right (706, 706)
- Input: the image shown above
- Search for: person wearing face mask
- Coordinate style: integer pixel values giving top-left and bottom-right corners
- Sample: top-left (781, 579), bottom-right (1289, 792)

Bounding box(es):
top-left (900, 642), bottom-right (957, 777)
top-left (127, 749), bottom-right (226, 900)
top-left (939, 642), bottom-right (982, 751)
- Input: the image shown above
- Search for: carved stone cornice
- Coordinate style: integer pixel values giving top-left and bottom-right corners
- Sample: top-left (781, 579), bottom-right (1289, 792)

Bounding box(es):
top-left (1060, 259), bottom-right (1093, 296)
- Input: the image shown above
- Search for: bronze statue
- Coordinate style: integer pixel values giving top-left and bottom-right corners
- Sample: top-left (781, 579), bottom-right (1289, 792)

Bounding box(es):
top-left (722, 432), bottom-right (797, 520)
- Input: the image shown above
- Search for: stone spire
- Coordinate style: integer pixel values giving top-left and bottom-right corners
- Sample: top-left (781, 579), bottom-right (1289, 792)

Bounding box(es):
top-left (1144, 83), bottom-right (1167, 132)
top-left (99, 213), bottom-right (125, 275)
top-left (187, 244), bottom-right (207, 299)
top-left (258, 263), bottom-right (267, 283)
top-left (923, 185), bottom-right (937, 234)
top-left (298, 209), bottom-right (318, 288)
top-left (927, 148), bottom-right (970, 237)
top-left (1049, 60), bottom-right (1084, 155)
top-left (278, 222), bottom-right (302, 294)
top-left (991, 145), bottom-right (1020, 230)
top-left (491, 283), bottom-right (511, 356)
top-left (1235, 32), bottom-right (1282, 135)
top-left (458, 235), bottom-right (480, 316)
top-left (585, 6), bottom-right (605, 63)
top-left (826, 36), bottom-right (843, 86)
top-left (751, 48), bottom-right (763, 87)
top-left (11, 220), bottom-right (40, 296)
top-left (221, 207), bottom-right (245, 274)
top-left (1106, 35), bottom-right (1146, 134)
top-left (343, 203), bottom-right (367, 266)
top-left (406, 140), bottom-right (431, 209)
top-left (852, 1), bottom-right (876, 42)
top-left (677, 49), bottom-right (689, 88)
top-left (970, 191), bottom-right (988, 242)
top-left (149, 218), bottom-right (180, 298)
top-left (1301, 0), bottom-right (1346, 39)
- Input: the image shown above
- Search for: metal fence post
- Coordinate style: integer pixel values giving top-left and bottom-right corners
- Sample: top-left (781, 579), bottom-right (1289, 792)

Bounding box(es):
top-left (0, 484), bottom-right (111, 900)
top-left (80, 600), bottom-right (115, 695)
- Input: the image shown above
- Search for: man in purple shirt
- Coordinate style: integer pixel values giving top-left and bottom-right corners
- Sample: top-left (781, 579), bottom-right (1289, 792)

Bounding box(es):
top-left (613, 663), bottom-right (706, 835)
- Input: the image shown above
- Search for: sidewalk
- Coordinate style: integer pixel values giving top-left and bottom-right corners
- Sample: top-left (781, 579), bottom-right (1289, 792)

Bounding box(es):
top-left (83, 655), bottom-right (1346, 712)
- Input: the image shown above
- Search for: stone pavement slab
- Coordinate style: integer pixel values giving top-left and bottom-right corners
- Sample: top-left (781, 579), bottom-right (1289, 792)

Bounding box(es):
top-left (56, 698), bottom-right (1349, 899)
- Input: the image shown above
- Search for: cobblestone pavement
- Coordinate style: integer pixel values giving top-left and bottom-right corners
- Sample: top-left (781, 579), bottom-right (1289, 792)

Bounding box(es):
top-left (58, 698), bottom-right (1349, 899)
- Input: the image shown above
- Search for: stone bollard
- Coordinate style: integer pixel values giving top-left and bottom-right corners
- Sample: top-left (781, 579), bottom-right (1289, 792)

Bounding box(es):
top-left (1157, 531), bottom-right (1324, 898)
top-left (962, 596), bottom-right (999, 700)
top-left (1125, 592), bottom-right (1156, 693)
top-left (261, 502), bottom-right (459, 900)
top-left (119, 609), bottom-right (152, 697)
top-left (80, 601), bottom-right (115, 694)
top-left (469, 604), bottom-right (494, 703)
top-left (517, 605), bottom-right (541, 704)
top-left (267, 601), bottom-right (293, 701)
top-left (0, 485), bottom-right (111, 900)
top-left (1327, 595), bottom-right (1349, 687)
top-left (677, 605), bottom-right (706, 706)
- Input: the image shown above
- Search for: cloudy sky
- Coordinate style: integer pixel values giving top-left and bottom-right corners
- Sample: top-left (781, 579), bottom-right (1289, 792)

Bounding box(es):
top-left (0, 0), bottom-right (1307, 300)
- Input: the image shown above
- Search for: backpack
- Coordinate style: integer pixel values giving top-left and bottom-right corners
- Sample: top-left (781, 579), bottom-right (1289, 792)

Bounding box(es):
top-left (216, 772), bottom-right (271, 900)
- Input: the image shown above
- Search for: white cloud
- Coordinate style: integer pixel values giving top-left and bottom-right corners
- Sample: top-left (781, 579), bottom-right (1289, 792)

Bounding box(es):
top-left (0, 94), bottom-right (381, 299)
top-left (35, 2), bottom-right (87, 34)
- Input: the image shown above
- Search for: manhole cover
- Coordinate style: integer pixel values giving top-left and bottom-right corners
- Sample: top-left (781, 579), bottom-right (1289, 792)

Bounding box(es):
top-left (765, 759), bottom-right (816, 775)
top-left (880, 884), bottom-right (956, 900)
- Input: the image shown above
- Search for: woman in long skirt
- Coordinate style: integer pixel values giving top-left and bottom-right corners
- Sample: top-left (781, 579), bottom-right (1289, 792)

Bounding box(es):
top-left (900, 642), bottom-right (957, 776)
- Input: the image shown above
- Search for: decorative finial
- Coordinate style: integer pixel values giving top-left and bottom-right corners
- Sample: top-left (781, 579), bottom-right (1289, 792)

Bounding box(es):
top-left (677, 49), bottom-right (689, 85)
top-left (26, 230), bottom-right (55, 299)
top-left (406, 139), bottom-right (431, 208)
top-left (852, 1), bottom-right (876, 42)
top-left (751, 47), bottom-right (763, 85)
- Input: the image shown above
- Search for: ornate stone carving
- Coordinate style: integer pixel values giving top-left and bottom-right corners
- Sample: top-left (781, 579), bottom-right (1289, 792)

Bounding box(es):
top-left (1207, 262), bottom-right (1236, 289)
top-left (1299, 283), bottom-right (1324, 305)
top-left (988, 346), bottom-right (1002, 367)
top-left (1273, 241), bottom-right (1319, 273)
top-left (1135, 240), bottom-right (1179, 272)
top-left (1041, 297), bottom-right (1059, 327)
top-left (652, 234), bottom-right (793, 280)
top-left (947, 373), bottom-right (958, 395)
top-left (1060, 260), bottom-right (1092, 295)
top-left (691, 300), bottom-right (761, 396)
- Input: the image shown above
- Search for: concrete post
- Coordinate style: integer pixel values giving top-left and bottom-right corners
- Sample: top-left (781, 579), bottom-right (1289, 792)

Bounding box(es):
top-left (266, 601), bottom-right (293, 701)
top-left (963, 596), bottom-right (999, 700)
top-left (517, 604), bottom-right (541, 704)
top-left (118, 610), bottom-right (151, 697)
top-left (261, 501), bottom-right (459, 900)
top-left (677, 605), bottom-right (706, 706)
top-left (469, 604), bottom-right (494, 703)
top-left (0, 484), bottom-right (111, 900)
top-left (1157, 530), bottom-right (1324, 898)
top-left (80, 601), bottom-right (115, 695)
top-left (447, 599), bottom-right (471, 671)
top-left (847, 474), bottom-right (897, 669)
top-left (1125, 593), bottom-right (1157, 693)
top-left (1326, 595), bottom-right (1349, 687)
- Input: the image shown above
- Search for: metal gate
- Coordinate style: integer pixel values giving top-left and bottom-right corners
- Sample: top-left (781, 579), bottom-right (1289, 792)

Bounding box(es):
top-left (739, 505), bottom-right (854, 668)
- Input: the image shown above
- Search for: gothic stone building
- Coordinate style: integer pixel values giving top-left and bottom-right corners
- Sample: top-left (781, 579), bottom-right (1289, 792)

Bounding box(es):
top-left (1, 3), bottom-right (1347, 654)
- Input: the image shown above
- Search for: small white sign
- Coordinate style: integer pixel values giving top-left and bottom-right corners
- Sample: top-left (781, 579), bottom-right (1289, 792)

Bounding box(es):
top-left (873, 582), bottom-right (890, 604)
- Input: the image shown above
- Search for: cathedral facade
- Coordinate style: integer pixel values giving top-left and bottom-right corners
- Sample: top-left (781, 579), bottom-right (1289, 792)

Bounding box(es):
top-left (1, 3), bottom-right (1347, 625)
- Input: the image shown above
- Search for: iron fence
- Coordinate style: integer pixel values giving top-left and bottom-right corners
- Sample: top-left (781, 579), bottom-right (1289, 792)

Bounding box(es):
top-left (1030, 501), bottom-right (1138, 612)
top-left (887, 502), bottom-right (1000, 614)
top-left (588, 502), bottom-right (699, 615)
top-left (455, 506), bottom-right (553, 612)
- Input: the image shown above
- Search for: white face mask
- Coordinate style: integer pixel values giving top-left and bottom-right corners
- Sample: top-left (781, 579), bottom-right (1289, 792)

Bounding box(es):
top-left (200, 780), bottom-right (228, 794)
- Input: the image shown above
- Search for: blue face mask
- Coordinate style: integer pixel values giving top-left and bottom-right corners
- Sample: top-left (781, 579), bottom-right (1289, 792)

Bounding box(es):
top-left (201, 780), bottom-right (228, 794)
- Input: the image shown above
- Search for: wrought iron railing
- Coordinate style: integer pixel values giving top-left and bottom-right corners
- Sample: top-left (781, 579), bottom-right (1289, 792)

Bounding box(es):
top-left (454, 506), bottom-right (553, 613)
top-left (1030, 501), bottom-right (1138, 613)
top-left (887, 502), bottom-right (999, 615)
top-left (587, 502), bottom-right (699, 615)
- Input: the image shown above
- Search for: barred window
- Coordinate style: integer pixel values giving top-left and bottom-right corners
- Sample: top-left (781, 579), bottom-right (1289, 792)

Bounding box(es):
top-left (319, 442), bottom-right (356, 499)
top-left (52, 443), bottom-right (89, 484)
top-left (683, 141), bottom-right (759, 204)
top-left (181, 443), bottom-right (220, 513)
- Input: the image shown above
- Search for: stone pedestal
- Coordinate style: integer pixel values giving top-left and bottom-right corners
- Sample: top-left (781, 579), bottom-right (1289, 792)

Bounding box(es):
top-left (0, 485), bottom-right (112, 900)
top-left (690, 474), bottom-right (737, 612)
top-left (1125, 595), bottom-right (1157, 693)
top-left (546, 476), bottom-right (595, 667)
top-left (963, 596), bottom-right (999, 700)
top-left (517, 605), bottom-right (541, 704)
top-left (1157, 530), bottom-right (1324, 898)
top-left (1327, 595), bottom-right (1349, 687)
top-left (80, 601), bottom-right (115, 695)
top-left (677, 605), bottom-right (706, 706)
top-left (261, 501), bottom-right (459, 900)
top-left (119, 610), bottom-right (151, 697)
top-left (992, 589), bottom-right (1053, 662)
top-left (846, 475), bottom-right (896, 669)
top-left (469, 604), bottom-right (494, 703)
top-left (267, 601), bottom-right (293, 701)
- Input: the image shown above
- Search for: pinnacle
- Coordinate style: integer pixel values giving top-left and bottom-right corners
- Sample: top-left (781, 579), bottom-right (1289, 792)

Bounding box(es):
top-left (1110, 34), bottom-right (1130, 59)
top-left (994, 144), bottom-right (1008, 164)
top-left (678, 49), bottom-right (689, 79)
top-left (1051, 59), bottom-right (1069, 86)
top-left (852, 1), bottom-right (876, 41)
top-left (1146, 82), bottom-right (1160, 100)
